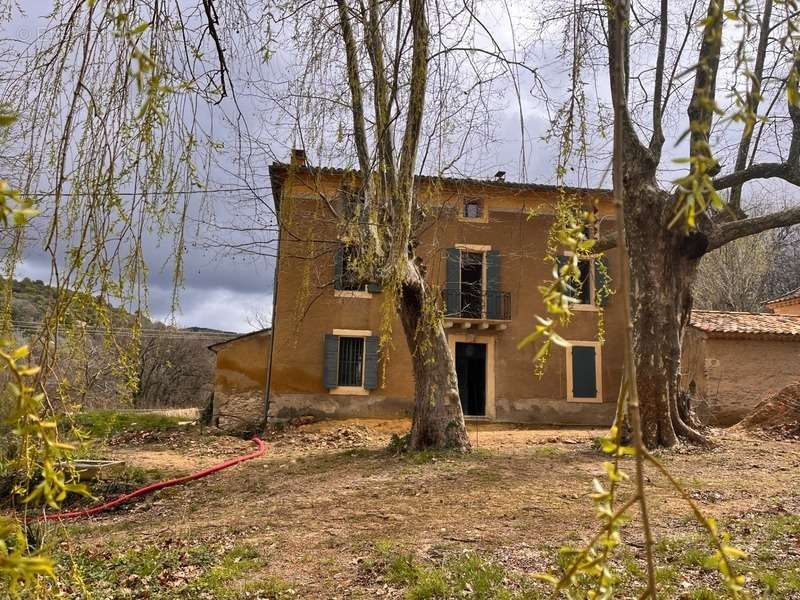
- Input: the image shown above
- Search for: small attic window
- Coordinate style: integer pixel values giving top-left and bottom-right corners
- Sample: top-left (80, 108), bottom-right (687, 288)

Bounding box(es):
top-left (462, 198), bottom-right (484, 220)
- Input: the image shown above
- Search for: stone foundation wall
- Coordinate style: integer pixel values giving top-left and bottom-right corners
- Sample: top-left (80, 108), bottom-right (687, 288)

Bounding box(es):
top-left (269, 392), bottom-right (616, 426)
top-left (495, 397), bottom-right (616, 426)
top-left (215, 391), bottom-right (264, 431)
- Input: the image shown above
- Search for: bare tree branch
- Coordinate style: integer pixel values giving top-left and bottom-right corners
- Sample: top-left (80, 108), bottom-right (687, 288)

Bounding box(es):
top-left (707, 205), bottom-right (800, 251)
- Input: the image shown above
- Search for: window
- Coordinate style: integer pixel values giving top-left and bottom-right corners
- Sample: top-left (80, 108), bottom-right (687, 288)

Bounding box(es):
top-left (335, 244), bottom-right (381, 294)
top-left (566, 342), bottom-right (602, 402)
top-left (576, 258), bottom-right (593, 305)
top-left (460, 198), bottom-right (486, 221)
top-left (557, 254), bottom-right (598, 308)
top-left (445, 246), bottom-right (506, 320)
top-left (340, 246), bottom-right (363, 291)
top-left (337, 337), bottom-right (364, 386)
top-left (323, 332), bottom-right (379, 393)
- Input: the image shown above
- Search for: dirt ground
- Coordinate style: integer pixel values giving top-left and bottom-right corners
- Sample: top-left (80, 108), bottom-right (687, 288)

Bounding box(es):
top-left (52, 420), bottom-right (800, 599)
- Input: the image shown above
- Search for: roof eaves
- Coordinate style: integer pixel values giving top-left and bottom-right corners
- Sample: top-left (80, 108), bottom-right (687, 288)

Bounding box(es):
top-left (208, 327), bottom-right (272, 352)
top-left (267, 161), bottom-right (613, 197)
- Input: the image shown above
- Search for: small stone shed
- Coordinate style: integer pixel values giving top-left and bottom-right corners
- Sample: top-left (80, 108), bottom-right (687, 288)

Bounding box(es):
top-left (208, 328), bottom-right (271, 431)
top-left (682, 310), bottom-right (800, 426)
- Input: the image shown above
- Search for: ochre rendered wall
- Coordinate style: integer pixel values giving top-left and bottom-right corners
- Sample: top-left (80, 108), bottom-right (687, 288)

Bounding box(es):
top-left (212, 331), bottom-right (271, 430)
top-left (681, 327), bottom-right (800, 426)
top-left (702, 337), bottom-right (800, 425)
top-left (268, 169), bottom-right (621, 426)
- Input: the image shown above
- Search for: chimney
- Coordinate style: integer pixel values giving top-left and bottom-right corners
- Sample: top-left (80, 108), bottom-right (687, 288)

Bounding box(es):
top-left (290, 148), bottom-right (307, 167)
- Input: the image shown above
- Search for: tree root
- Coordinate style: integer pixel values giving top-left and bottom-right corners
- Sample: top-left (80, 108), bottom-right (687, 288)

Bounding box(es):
top-left (671, 393), bottom-right (715, 447)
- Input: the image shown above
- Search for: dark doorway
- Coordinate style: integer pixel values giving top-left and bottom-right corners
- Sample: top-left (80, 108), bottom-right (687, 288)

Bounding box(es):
top-left (460, 252), bottom-right (483, 318)
top-left (455, 342), bottom-right (487, 416)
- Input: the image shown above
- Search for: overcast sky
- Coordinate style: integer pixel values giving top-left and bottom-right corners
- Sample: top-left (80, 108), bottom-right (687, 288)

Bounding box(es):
top-left (4, 1), bottom-right (795, 332)
top-left (4, 1), bottom-right (567, 333)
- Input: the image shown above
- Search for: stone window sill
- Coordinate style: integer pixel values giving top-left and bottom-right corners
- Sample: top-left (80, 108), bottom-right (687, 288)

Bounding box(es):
top-left (334, 290), bottom-right (373, 299)
top-left (329, 386), bottom-right (370, 396)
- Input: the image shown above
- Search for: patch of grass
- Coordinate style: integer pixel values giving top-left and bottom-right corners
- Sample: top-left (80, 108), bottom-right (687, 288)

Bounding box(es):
top-left (764, 514), bottom-right (800, 540)
top-left (406, 571), bottom-right (449, 599)
top-left (385, 553), bottom-right (423, 585)
top-left (400, 447), bottom-right (495, 466)
top-left (689, 587), bottom-right (719, 600)
top-left (65, 410), bottom-right (184, 439)
top-left (532, 445), bottom-right (562, 456)
top-left (60, 540), bottom-right (289, 599)
top-left (374, 546), bottom-right (540, 600)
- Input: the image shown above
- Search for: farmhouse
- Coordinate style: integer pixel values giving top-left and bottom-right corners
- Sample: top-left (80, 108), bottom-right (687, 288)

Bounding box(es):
top-left (208, 156), bottom-right (800, 432)
top-left (261, 151), bottom-right (626, 427)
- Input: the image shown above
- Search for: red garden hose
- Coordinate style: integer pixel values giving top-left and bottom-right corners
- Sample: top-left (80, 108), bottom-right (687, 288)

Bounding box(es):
top-left (33, 437), bottom-right (266, 522)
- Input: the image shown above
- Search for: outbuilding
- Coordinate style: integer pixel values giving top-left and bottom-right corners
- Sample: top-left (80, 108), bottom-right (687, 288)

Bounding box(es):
top-left (682, 310), bottom-right (800, 425)
top-left (208, 328), bottom-right (272, 431)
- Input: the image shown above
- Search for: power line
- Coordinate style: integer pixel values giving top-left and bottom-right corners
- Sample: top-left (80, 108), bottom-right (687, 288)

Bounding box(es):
top-left (23, 186), bottom-right (273, 198)
top-left (9, 322), bottom-right (238, 339)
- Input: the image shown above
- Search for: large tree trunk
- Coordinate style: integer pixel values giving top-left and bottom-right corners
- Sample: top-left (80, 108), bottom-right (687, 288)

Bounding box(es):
top-left (399, 259), bottom-right (471, 451)
top-left (625, 184), bottom-right (710, 449)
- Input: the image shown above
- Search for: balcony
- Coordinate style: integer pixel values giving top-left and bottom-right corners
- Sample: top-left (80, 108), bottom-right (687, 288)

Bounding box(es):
top-left (442, 289), bottom-right (511, 330)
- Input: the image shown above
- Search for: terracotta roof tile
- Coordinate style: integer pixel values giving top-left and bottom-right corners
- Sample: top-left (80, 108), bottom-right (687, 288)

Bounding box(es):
top-left (690, 310), bottom-right (800, 338)
top-left (764, 286), bottom-right (800, 306)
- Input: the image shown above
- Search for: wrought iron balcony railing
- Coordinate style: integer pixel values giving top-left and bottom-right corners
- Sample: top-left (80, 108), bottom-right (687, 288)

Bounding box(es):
top-left (442, 289), bottom-right (511, 321)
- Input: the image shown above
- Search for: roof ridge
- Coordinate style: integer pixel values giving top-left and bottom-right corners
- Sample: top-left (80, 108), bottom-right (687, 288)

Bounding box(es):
top-left (764, 285), bottom-right (800, 305)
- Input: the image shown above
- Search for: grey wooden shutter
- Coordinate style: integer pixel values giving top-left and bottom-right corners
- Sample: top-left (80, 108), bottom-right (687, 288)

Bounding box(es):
top-left (594, 256), bottom-right (610, 307)
top-left (555, 254), bottom-right (570, 275)
top-left (333, 246), bottom-right (344, 290)
top-left (323, 334), bottom-right (339, 388)
top-left (486, 250), bottom-right (502, 319)
top-left (555, 255), bottom-right (572, 294)
top-left (363, 336), bottom-right (379, 389)
top-left (445, 248), bottom-right (461, 315)
top-left (366, 282), bottom-right (382, 294)
top-left (572, 345), bottom-right (597, 398)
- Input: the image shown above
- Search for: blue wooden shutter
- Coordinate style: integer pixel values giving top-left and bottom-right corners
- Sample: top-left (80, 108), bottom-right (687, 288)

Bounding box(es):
top-left (333, 246), bottom-right (344, 290)
top-left (363, 336), bottom-right (379, 389)
top-left (366, 282), bottom-right (382, 294)
top-left (571, 345), bottom-right (597, 399)
top-left (486, 250), bottom-right (502, 319)
top-left (594, 256), bottom-right (610, 307)
top-left (445, 248), bottom-right (461, 315)
top-left (323, 334), bottom-right (339, 388)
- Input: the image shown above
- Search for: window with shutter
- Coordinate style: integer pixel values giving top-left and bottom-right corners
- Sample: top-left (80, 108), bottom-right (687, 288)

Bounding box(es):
top-left (445, 247), bottom-right (461, 315)
top-left (324, 331), bottom-right (378, 394)
top-left (334, 244), bottom-right (380, 295)
top-left (337, 337), bottom-right (364, 386)
top-left (558, 254), bottom-right (595, 307)
top-left (566, 342), bottom-right (602, 402)
top-left (594, 256), bottom-right (611, 307)
top-left (485, 250), bottom-right (502, 319)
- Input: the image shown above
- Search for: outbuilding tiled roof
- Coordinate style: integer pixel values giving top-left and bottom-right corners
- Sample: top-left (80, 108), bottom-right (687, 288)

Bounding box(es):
top-left (764, 286), bottom-right (800, 306)
top-left (690, 310), bottom-right (800, 339)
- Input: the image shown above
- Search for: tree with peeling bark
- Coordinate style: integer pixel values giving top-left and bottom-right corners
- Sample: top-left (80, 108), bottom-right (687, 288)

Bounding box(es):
top-left (333, 0), bottom-right (470, 450)
top-left (542, 0), bottom-right (800, 448)
top-left (270, 0), bottom-right (533, 451)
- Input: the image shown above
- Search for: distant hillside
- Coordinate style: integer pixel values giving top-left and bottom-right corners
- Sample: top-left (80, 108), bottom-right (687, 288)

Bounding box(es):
top-left (182, 325), bottom-right (239, 336)
top-left (5, 277), bottom-right (145, 327)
